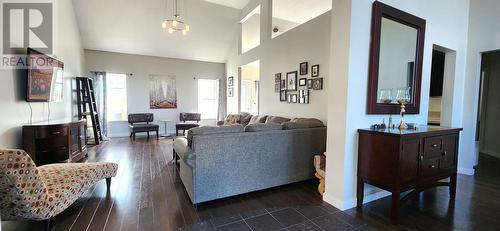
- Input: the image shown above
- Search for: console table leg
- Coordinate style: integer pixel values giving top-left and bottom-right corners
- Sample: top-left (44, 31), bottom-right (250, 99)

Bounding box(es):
top-left (450, 173), bottom-right (457, 199)
top-left (357, 177), bottom-right (364, 210)
top-left (391, 190), bottom-right (400, 224)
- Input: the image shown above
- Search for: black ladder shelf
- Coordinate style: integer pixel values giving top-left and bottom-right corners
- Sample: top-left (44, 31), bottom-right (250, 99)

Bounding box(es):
top-left (76, 77), bottom-right (102, 145)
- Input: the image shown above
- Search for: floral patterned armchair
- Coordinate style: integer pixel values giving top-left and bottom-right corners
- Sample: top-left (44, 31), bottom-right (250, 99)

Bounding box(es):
top-left (0, 149), bottom-right (118, 230)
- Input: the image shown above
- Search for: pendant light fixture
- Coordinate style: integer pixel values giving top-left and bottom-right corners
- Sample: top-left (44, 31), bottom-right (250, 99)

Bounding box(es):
top-left (161, 0), bottom-right (190, 35)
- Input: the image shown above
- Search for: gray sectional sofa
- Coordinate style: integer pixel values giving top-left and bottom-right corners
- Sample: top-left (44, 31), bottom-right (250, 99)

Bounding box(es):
top-left (173, 114), bottom-right (327, 204)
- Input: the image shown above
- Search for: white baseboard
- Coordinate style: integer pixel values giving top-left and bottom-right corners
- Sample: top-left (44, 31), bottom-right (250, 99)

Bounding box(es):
top-left (323, 190), bottom-right (391, 211)
top-left (458, 168), bottom-right (475, 175)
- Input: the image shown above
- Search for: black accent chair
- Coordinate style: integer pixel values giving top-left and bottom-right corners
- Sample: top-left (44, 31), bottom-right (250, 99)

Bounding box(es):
top-left (128, 113), bottom-right (159, 141)
top-left (176, 113), bottom-right (201, 136)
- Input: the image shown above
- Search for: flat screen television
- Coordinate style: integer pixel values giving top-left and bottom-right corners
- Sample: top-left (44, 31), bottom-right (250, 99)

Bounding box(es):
top-left (26, 48), bottom-right (64, 102)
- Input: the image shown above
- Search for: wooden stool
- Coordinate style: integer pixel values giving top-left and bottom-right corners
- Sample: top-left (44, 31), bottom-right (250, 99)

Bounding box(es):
top-left (314, 153), bottom-right (326, 195)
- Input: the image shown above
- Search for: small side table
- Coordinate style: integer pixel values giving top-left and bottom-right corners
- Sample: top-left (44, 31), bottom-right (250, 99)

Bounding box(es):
top-left (160, 120), bottom-right (173, 137)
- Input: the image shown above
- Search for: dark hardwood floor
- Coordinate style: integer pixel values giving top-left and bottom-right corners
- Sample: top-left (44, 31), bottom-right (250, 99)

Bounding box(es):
top-left (2, 137), bottom-right (500, 231)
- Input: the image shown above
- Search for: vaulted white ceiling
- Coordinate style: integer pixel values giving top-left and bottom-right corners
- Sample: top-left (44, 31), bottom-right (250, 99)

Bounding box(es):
top-left (202, 0), bottom-right (250, 9)
top-left (72, 0), bottom-right (241, 63)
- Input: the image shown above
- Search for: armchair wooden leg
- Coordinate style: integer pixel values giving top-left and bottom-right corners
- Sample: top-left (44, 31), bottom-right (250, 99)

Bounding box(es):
top-left (129, 132), bottom-right (133, 138)
top-left (147, 132), bottom-right (150, 140)
top-left (156, 130), bottom-right (159, 139)
top-left (44, 218), bottom-right (52, 231)
top-left (133, 133), bottom-right (136, 141)
top-left (106, 177), bottom-right (112, 191)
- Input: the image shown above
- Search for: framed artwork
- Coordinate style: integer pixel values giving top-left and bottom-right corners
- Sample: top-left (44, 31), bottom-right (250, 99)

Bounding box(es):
top-left (300, 62), bottom-right (308, 75)
top-left (312, 64), bottom-right (319, 77)
top-left (275, 82), bottom-right (280, 93)
top-left (275, 73), bottom-right (281, 83)
top-left (307, 79), bottom-right (313, 89)
top-left (228, 76), bottom-right (234, 86)
top-left (280, 90), bottom-right (287, 101)
top-left (286, 71), bottom-right (298, 91)
top-left (149, 75), bottom-right (177, 109)
top-left (313, 78), bottom-right (323, 90)
top-left (228, 87), bottom-right (234, 97)
top-left (299, 78), bottom-right (307, 86)
top-left (299, 90), bottom-right (309, 104)
top-left (280, 79), bottom-right (287, 90)
top-left (290, 94), bottom-right (298, 103)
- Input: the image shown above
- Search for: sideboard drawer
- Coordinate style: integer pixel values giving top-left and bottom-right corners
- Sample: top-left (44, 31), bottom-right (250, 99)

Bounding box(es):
top-left (419, 157), bottom-right (441, 177)
top-left (36, 126), bottom-right (68, 139)
top-left (424, 136), bottom-right (442, 153)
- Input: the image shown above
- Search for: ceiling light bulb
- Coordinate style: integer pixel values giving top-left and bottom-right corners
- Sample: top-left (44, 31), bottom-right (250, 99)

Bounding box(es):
top-left (161, 21), bottom-right (167, 29)
top-left (172, 20), bottom-right (178, 27)
top-left (168, 28), bottom-right (173, 34)
top-left (185, 25), bottom-right (190, 32)
top-left (182, 30), bottom-right (187, 35)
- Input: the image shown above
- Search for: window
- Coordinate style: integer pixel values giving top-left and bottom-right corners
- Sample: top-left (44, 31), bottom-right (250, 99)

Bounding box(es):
top-left (272, 0), bottom-right (332, 38)
top-left (106, 73), bottom-right (127, 121)
top-left (241, 5), bottom-right (261, 53)
top-left (198, 79), bottom-right (219, 119)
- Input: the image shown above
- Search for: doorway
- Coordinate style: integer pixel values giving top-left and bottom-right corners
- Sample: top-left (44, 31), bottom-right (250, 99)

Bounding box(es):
top-left (476, 51), bottom-right (500, 176)
top-left (428, 49), bottom-right (445, 126)
top-left (240, 60), bottom-right (260, 114)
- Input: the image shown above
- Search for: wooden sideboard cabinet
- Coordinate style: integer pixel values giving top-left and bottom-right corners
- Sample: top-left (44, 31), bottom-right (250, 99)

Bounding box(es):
top-left (357, 126), bottom-right (462, 223)
top-left (23, 119), bottom-right (88, 166)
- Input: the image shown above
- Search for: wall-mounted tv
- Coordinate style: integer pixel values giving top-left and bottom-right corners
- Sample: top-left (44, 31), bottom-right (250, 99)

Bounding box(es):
top-left (26, 48), bottom-right (64, 102)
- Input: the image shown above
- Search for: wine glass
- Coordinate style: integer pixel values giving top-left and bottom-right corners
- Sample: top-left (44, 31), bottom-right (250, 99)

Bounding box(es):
top-left (378, 89), bottom-right (392, 104)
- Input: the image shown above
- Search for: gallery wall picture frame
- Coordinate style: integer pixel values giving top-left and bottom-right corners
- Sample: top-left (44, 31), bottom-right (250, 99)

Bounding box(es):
top-left (291, 94), bottom-right (298, 103)
top-left (275, 73), bottom-right (281, 83)
top-left (280, 90), bottom-right (287, 101)
top-left (299, 78), bottom-right (307, 86)
top-left (312, 64), bottom-right (319, 77)
top-left (313, 78), bottom-right (323, 90)
top-left (280, 79), bottom-right (287, 90)
top-left (228, 87), bottom-right (234, 97)
top-left (300, 62), bottom-right (308, 75)
top-left (307, 79), bottom-right (313, 89)
top-left (228, 76), bottom-right (234, 86)
top-left (275, 82), bottom-right (280, 93)
top-left (286, 71), bottom-right (298, 91)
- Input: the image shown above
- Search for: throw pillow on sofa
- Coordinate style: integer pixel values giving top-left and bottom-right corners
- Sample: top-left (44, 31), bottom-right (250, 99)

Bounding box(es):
top-left (240, 112), bottom-right (253, 127)
top-left (223, 114), bottom-right (241, 125)
top-left (187, 124), bottom-right (244, 146)
top-left (245, 123), bottom-right (283, 132)
top-left (248, 115), bottom-right (267, 124)
top-left (265, 116), bottom-right (291, 124)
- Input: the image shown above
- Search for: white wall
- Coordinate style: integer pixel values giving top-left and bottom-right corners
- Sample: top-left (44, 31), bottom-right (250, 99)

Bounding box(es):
top-left (84, 50), bottom-right (225, 137)
top-left (325, 0), bottom-right (470, 210)
top-left (0, 0), bottom-right (86, 148)
top-left (226, 0), bottom-right (330, 121)
top-left (461, 0), bottom-right (500, 169)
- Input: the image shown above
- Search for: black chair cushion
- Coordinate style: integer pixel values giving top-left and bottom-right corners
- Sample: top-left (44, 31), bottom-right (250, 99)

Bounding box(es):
top-left (130, 124), bottom-right (159, 133)
top-left (176, 123), bottom-right (200, 130)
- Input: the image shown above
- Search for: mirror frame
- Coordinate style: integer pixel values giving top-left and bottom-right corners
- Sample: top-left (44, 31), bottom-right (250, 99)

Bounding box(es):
top-left (367, 1), bottom-right (426, 114)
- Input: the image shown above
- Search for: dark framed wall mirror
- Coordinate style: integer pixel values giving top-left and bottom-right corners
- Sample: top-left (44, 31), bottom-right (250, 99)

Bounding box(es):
top-left (367, 1), bottom-right (426, 114)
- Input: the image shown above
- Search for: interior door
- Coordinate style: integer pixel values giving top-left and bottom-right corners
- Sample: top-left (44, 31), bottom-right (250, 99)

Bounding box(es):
top-left (478, 52), bottom-right (500, 159)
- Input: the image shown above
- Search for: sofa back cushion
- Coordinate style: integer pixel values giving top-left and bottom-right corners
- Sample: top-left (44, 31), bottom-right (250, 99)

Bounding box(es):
top-left (187, 125), bottom-right (244, 146)
top-left (223, 114), bottom-right (241, 125)
top-left (240, 112), bottom-right (253, 127)
top-left (245, 123), bottom-right (283, 132)
top-left (248, 115), bottom-right (267, 125)
top-left (265, 116), bottom-right (291, 124)
top-left (283, 118), bottom-right (325, 130)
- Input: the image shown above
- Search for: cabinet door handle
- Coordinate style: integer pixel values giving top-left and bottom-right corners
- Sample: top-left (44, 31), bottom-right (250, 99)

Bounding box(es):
top-left (419, 155), bottom-right (424, 161)
top-left (51, 131), bottom-right (61, 135)
top-left (432, 144), bottom-right (438, 147)
top-left (430, 165), bottom-right (436, 169)
top-left (443, 151), bottom-right (448, 156)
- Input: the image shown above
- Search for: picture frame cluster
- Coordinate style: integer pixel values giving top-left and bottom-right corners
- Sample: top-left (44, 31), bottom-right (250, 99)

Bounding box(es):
top-left (276, 62), bottom-right (323, 104)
